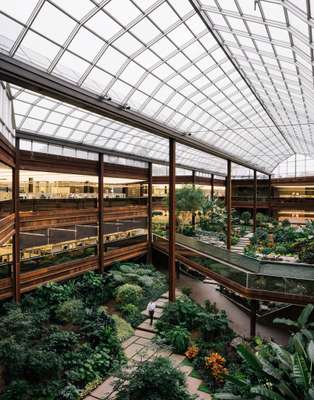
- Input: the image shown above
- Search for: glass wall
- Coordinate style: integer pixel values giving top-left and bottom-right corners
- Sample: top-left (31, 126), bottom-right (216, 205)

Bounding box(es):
top-left (0, 237), bottom-right (12, 279)
top-left (0, 162), bottom-right (12, 218)
top-left (19, 171), bottom-right (98, 211)
top-left (19, 171), bottom-right (98, 272)
top-left (103, 176), bottom-right (148, 252)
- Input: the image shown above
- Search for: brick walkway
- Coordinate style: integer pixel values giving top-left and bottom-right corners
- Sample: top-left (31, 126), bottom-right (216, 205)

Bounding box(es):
top-left (83, 289), bottom-right (211, 400)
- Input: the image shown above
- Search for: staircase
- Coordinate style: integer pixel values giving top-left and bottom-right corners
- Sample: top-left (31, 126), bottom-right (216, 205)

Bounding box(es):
top-left (231, 233), bottom-right (252, 254)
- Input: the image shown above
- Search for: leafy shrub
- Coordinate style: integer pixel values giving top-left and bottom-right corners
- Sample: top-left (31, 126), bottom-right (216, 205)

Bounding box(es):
top-left (43, 329), bottom-right (79, 353)
top-left (250, 227), bottom-right (268, 245)
top-left (298, 241), bottom-right (314, 264)
top-left (55, 299), bottom-right (85, 324)
top-left (273, 225), bottom-right (299, 244)
top-left (274, 243), bottom-right (288, 255)
top-left (165, 326), bottom-right (190, 353)
top-left (116, 284), bottom-right (143, 306)
top-left (181, 225), bottom-right (195, 237)
top-left (239, 226), bottom-right (247, 236)
top-left (112, 315), bottom-right (134, 342)
top-left (181, 287), bottom-right (192, 297)
top-left (74, 271), bottom-right (109, 306)
top-left (256, 212), bottom-right (269, 226)
top-left (115, 357), bottom-right (194, 400)
top-left (241, 211), bottom-right (251, 225)
top-left (120, 304), bottom-right (144, 327)
top-left (231, 235), bottom-right (240, 245)
top-left (261, 247), bottom-right (272, 255)
top-left (244, 245), bottom-right (257, 258)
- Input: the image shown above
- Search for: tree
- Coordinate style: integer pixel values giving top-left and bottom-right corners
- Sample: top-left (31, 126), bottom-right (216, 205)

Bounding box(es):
top-left (241, 211), bottom-right (251, 226)
top-left (173, 185), bottom-right (206, 230)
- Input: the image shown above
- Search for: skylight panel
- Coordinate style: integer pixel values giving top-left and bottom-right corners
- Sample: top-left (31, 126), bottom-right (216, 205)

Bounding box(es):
top-left (86, 12), bottom-right (122, 40)
top-left (54, 52), bottom-right (89, 83)
top-left (261, 2), bottom-right (286, 23)
top-left (68, 27), bottom-right (104, 62)
top-left (53, 0), bottom-right (94, 21)
top-left (134, 49), bottom-right (159, 69)
top-left (114, 32), bottom-right (142, 56)
top-left (0, 14), bottom-right (22, 53)
top-left (31, 2), bottom-right (76, 45)
top-left (105, 0), bottom-right (141, 26)
top-left (97, 47), bottom-right (127, 75)
top-left (149, 3), bottom-right (178, 31)
top-left (119, 62), bottom-right (145, 86)
top-left (0, 0), bottom-right (38, 24)
top-left (130, 18), bottom-right (160, 43)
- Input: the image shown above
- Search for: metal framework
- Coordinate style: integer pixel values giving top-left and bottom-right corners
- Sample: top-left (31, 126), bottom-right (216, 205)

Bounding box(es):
top-left (0, 0), bottom-right (306, 174)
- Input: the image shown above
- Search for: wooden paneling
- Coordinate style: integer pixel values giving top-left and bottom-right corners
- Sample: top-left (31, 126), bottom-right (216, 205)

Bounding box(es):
top-left (0, 134), bottom-right (15, 167)
top-left (20, 205), bottom-right (148, 231)
top-left (19, 150), bottom-right (148, 179)
top-left (0, 213), bottom-right (15, 244)
top-left (0, 241), bottom-right (148, 300)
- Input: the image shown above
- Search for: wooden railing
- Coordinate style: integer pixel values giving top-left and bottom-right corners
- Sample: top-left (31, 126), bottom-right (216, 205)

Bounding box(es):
top-left (0, 213), bottom-right (15, 244)
top-left (0, 240), bottom-right (148, 300)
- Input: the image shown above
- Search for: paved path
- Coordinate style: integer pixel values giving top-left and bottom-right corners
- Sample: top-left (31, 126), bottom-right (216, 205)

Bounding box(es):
top-left (177, 274), bottom-right (289, 345)
top-left (84, 289), bottom-right (211, 399)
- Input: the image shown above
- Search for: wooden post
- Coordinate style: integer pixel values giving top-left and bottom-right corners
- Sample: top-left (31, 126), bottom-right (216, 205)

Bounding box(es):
top-left (13, 138), bottom-right (20, 303)
top-left (210, 173), bottom-right (214, 200)
top-left (98, 153), bottom-right (104, 273)
top-left (147, 162), bottom-right (153, 264)
top-left (250, 299), bottom-right (258, 337)
top-left (253, 170), bottom-right (257, 233)
top-left (169, 138), bottom-right (176, 302)
top-left (191, 170), bottom-right (196, 229)
top-left (268, 175), bottom-right (272, 218)
top-left (226, 160), bottom-right (232, 250)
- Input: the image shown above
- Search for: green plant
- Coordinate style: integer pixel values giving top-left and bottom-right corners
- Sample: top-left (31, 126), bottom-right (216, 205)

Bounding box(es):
top-left (55, 299), bottom-right (85, 324)
top-left (250, 228), bottom-right (268, 245)
top-left (165, 326), bottom-right (190, 353)
top-left (181, 287), bottom-right (192, 297)
top-left (298, 241), bottom-right (314, 264)
top-left (112, 315), bottom-right (134, 342)
top-left (241, 211), bottom-right (251, 225)
top-left (115, 284), bottom-right (143, 306)
top-left (120, 303), bottom-right (144, 327)
top-left (115, 357), bottom-right (195, 400)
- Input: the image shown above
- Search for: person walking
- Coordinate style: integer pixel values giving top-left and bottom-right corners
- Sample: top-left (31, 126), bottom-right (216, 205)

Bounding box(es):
top-left (147, 301), bottom-right (156, 326)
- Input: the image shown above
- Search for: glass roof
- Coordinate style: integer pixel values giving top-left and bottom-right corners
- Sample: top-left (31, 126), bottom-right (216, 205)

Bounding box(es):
top-left (12, 85), bottom-right (226, 174)
top-left (0, 0), bottom-right (312, 173)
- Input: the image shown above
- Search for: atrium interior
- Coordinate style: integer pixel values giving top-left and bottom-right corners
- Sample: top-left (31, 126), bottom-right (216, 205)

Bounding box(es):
top-left (0, 1), bottom-right (314, 399)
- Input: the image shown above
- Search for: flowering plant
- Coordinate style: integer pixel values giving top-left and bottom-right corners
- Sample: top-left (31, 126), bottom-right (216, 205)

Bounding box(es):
top-left (204, 352), bottom-right (228, 383)
top-left (185, 345), bottom-right (199, 360)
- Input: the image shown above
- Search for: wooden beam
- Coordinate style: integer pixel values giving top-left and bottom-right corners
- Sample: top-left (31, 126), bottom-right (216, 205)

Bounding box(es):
top-left (12, 138), bottom-right (20, 302)
top-left (211, 173), bottom-right (214, 200)
top-left (253, 170), bottom-right (257, 233)
top-left (98, 153), bottom-right (104, 273)
top-left (169, 139), bottom-right (176, 302)
top-left (268, 175), bottom-right (272, 218)
top-left (147, 162), bottom-right (153, 264)
top-left (226, 160), bottom-right (232, 250)
top-left (191, 170), bottom-right (196, 229)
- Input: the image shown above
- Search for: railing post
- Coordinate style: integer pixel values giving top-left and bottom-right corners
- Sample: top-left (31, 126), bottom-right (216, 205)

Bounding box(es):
top-left (226, 160), bottom-right (232, 250)
top-left (210, 173), bottom-right (214, 200)
top-left (98, 153), bottom-right (104, 273)
top-left (169, 138), bottom-right (176, 302)
top-left (147, 162), bottom-right (153, 264)
top-left (253, 170), bottom-right (257, 233)
top-left (13, 137), bottom-right (20, 303)
top-left (268, 174), bottom-right (272, 218)
top-left (191, 170), bottom-right (196, 230)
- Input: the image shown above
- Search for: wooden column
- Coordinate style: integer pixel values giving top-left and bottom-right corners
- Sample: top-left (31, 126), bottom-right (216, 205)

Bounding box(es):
top-left (98, 153), bottom-right (104, 273)
top-left (13, 138), bottom-right (20, 303)
top-left (253, 170), bottom-right (257, 233)
top-left (226, 160), bottom-right (232, 250)
top-left (210, 173), bottom-right (214, 200)
top-left (147, 162), bottom-right (153, 264)
top-left (169, 138), bottom-right (176, 302)
top-left (191, 170), bottom-right (196, 229)
top-left (268, 175), bottom-right (272, 218)
top-left (250, 299), bottom-right (258, 337)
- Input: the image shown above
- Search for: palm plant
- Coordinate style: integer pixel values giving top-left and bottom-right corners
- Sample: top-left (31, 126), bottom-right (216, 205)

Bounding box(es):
top-left (214, 304), bottom-right (314, 400)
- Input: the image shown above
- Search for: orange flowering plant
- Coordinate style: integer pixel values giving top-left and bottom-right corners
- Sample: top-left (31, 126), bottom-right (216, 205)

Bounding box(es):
top-left (185, 345), bottom-right (199, 360)
top-left (204, 352), bottom-right (228, 383)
